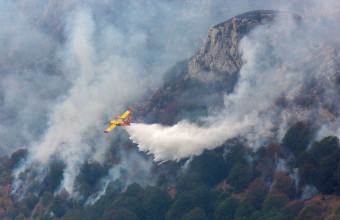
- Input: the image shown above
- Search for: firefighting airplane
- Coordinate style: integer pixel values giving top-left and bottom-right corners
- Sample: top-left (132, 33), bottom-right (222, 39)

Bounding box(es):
top-left (104, 108), bottom-right (133, 134)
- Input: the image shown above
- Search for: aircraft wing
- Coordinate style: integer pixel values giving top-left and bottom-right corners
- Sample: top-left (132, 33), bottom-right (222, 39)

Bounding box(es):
top-left (120, 108), bottom-right (132, 119)
top-left (104, 124), bottom-right (116, 134)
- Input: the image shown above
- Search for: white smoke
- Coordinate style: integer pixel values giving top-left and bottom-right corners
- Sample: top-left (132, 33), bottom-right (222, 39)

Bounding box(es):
top-left (301, 184), bottom-right (318, 200)
top-left (315, 119), bottom-right (340, 140)
top-left (127, 118), bottom-right (255, 162)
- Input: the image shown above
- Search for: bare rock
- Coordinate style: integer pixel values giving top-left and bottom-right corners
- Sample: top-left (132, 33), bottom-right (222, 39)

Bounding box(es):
top-left (187, 10), bottom-right (278, 82)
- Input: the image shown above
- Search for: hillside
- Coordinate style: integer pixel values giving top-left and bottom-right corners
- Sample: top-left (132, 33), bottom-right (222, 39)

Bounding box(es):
top-left (1, 122), bottom-right (340, 219)
top-left (1, 6), bottom-right (340, 220)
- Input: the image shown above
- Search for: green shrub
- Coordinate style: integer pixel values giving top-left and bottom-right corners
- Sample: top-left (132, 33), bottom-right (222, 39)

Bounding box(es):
top-left (23, 193), bottom-right (39, 210)
top-left (144, 187), bottom-right (171, 220)
top-left (226, 163), bottom-right (252, 192)
top-left (181, 207), bottom-right (208, 220)
top-left (214, 197), bottom-right (240, 220)
top-left (263, 194), bottom-right (289, 212)
top-left (235, 202), bottom-right (256, 219)
top-left (42, 191), bottom-right (53, 207)
top-left (51, 195), bottom-right (66, 218)
top-left (190, 150), bottom-right (227, 187)
top-left (282, 122), bottom-right (313, 154)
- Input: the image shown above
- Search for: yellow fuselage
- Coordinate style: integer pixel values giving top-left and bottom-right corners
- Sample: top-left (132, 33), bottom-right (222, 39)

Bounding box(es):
top-left (110, 119), bottom-right (123, 125)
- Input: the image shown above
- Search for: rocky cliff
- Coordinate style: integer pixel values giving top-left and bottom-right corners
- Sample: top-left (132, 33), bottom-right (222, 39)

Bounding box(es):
top-left (133, 10), bottom-right (281, 123)
top-left (187, 10), bottom-right (277, 83)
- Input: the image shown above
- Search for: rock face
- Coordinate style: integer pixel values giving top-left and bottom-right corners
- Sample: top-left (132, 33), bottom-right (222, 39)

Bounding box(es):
top-left (134, 10), bottom-right (280, 122)
top-left (187, 10), bottom-right (277, 83)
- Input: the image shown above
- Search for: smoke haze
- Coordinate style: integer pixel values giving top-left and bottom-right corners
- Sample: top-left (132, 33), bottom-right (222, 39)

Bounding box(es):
top-left (1, 0), bottom-right (339, 198)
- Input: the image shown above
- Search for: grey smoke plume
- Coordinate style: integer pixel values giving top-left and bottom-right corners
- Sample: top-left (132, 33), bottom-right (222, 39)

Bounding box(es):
top-left (12, 8), bottom-right (150, 195)
top-left (126, 3), bottom-right (340, 162)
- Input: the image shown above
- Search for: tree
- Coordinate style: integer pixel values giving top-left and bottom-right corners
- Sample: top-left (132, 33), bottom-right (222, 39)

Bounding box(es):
top-left (181, 207), bottom-right (208, 220)
top-left (83, 180), bottom-right (123, 219)
top-left (296, 150), bottom-right (313, 168)
top-left (168, 194), bottom-right (198, 219)
top-left (214, 197), bottom-right (240, 220)
top-left (124, 182), bottom-right (144, 199)
top-left (42, 191), bottom-right (53, 207)
top-left (298, 162), bottom-right (315, 184)
top-left (22, 193), bottom-right (38, 211)
top-left (74, 160), bottom-right (106, 196)
top-left (7, 205), bottom-right (20, 219)
top-left (80, 161), bottom-right (105, 185)
top-left (271, 172), bottom-right (297, 199)
top-left (226, 163), bottom-right (252, 192)
top-left (314, 155), bottom-right (338, 194)
top-left (144, 187), bottom-right (171, 220)
top-left (9, 149), bottom-right (28, 170)
top-left (224, 142), bottom-right (249, 172)
top-left (111, 195), bottom-right (145, 219)
top-left (102, 208), bottom-right (139, 220)
top-left (266, 143), bottom-right (286, 158)
top-left (176, 173), bottom-right (203, 194)
top-left (263, 194), bottom-right (289, 212)
top-left (42, 160), bottom-right (65, 193)
top-left (211, 189), bottom-right (231, 209)
top-left (282, 121), bottom-right (313, 154)
top-left (190, 150), bottom-right (227, 187)
top-left (234, 202), bottom-right (256, 219)
top-left (254, 157), bottom-right (275, 182)
top-left (298, 136), bottom-right (340, 194)
top-left (17, 204), bottom-right (30, 218)
top-left (281, 200), bottom-right (304, 217)
top-left (106, 180), bottom-right (123, 195)
top-left (50, 195), bottom-right (66, 218)
top-left (246, 178), bottom-right (268, 209)
top-left (310, 136), bottom-right (339, 159)
top-left (167, 186), bottom-right (212, 220)
top-left (190, 186), bottom-right (214, 217)
top-left (335, 162), bottom-right (340, 195)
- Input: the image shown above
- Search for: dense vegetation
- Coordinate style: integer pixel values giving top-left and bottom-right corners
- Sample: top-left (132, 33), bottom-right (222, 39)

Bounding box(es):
top-left (0, 121), bottom-right (340, 219)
